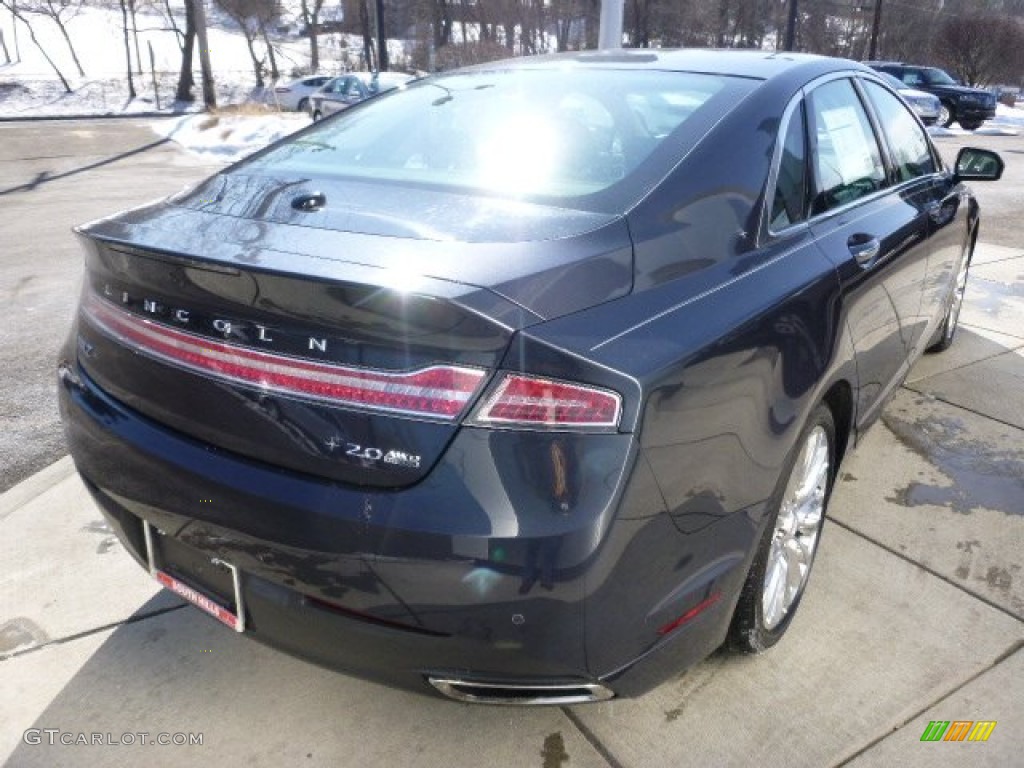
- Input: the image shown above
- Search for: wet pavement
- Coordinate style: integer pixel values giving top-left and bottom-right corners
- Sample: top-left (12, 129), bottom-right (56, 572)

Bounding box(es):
top-left (1, 126), bottom-right (1023, 767)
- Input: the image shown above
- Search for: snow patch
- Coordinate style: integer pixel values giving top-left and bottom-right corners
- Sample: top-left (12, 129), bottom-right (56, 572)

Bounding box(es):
top-left (151, 112), bottom-right (310, 163)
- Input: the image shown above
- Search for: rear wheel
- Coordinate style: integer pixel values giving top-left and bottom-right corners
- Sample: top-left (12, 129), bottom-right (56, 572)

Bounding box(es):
top-left (728, 404), bottom-right (835, 653)
top-left (927, 242), bottom-right (971, 353)
top-left (297, 97), bottom-right (309, 113)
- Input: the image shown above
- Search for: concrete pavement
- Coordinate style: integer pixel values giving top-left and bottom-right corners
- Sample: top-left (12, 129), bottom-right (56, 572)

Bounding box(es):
top-left (1, 243), bottom-right (1022, 767)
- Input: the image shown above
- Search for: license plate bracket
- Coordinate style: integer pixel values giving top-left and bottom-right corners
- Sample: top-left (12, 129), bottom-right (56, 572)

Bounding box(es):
top-left (142, 520), bottom-right (246, 633)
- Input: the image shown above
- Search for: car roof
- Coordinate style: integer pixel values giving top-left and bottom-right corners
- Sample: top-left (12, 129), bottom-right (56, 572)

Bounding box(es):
top-left (460, 48), bottom-right (866, 81)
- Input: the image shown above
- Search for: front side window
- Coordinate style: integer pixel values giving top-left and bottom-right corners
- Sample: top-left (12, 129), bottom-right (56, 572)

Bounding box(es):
top-left (807, 79), bottom-right (887, 214)
top-left (862, 80), bottom-right (936, 182)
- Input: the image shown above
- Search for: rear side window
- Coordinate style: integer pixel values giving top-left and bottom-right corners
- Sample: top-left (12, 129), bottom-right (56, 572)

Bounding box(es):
top-left (807, 79), bottom-right (886, 214)
top-left (862, 80), bottom-right (936, 182)
top-left (769, 102), bottom-right (808, 231)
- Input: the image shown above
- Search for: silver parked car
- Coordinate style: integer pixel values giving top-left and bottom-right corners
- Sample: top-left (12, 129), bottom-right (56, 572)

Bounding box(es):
top-left (877, 72), bottom-right (942, 125)
top-left (308, 72), bottom-right (415, 120)
top-left (270, 76), bottom-right (332, 112)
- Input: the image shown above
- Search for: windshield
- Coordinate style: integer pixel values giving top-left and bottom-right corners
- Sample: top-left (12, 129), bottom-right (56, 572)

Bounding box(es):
top-left (923, 68), bottom-right (958, 86)
top-left (240, 68), bottom-right (757, 211)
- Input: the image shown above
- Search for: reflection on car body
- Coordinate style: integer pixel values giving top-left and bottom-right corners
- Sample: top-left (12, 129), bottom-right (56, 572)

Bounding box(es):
top-left (59, 50), bottom-right (1002, 705)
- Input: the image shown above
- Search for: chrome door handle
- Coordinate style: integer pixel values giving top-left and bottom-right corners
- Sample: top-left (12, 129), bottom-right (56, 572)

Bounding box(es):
top-left (848, 235), bottom-right (881, 266)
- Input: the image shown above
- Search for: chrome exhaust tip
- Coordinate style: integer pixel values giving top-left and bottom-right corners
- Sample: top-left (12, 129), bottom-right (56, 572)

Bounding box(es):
top-left (427, 677), bottom-right (614, 706)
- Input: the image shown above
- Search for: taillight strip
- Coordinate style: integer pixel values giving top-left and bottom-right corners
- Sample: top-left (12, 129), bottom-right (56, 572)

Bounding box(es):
top-left (83, 293), bottom-right (486, 419)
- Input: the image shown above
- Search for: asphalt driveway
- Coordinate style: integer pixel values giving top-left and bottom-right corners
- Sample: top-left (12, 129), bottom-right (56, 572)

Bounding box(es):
top-left (0, 119), bottom-right (1021, 767)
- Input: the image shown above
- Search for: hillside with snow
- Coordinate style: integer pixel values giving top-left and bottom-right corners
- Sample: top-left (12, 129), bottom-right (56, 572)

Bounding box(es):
top-left (0, 2), bottom-right (405, 117)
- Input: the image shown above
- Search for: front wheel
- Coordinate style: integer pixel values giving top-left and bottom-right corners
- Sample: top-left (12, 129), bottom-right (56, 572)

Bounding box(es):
top-left (959, 119), bottom-right (984, 131)
top-left (312, 109), bottom-right (323, 122)
top-left (728, 404), bottom-right (835, 653)
top-left (939, 101), bottom-right (955, 128)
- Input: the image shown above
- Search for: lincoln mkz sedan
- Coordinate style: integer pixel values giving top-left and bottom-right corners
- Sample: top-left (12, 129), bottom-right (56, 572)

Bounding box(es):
top-left (58, 50), bottom-right (1002, 705)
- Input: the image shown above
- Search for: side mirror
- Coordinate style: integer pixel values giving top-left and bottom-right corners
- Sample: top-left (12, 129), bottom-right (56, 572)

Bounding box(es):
top-left (954, 147), bottom-right (1004, 181)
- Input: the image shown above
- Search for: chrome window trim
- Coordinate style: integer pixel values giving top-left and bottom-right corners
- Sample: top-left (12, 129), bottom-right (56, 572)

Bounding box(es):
top-left (760, 70), bottom-right (947, 246)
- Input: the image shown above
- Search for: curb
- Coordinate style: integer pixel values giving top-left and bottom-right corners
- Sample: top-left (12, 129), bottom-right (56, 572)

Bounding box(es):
top-left (0, 113), bottom-right (185, 123)
top-left (0, 456), bottom-right (75, 522)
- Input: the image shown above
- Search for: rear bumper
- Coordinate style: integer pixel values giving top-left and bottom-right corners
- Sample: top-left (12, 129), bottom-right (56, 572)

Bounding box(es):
top-left (59, 352), bottom-right (752, 700)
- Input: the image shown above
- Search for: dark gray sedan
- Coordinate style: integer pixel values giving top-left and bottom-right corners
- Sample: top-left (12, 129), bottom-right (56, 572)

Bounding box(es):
top-left (59, 50), bottom-right (1001, 705)
top-left (308, 71), bottom-right (414, 120)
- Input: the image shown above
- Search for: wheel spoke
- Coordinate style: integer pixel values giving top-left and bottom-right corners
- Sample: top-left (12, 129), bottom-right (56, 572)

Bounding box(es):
top-left (761, 424), bottom-right (830, 631)
top-left (784, 538), bottom-right (807, 587)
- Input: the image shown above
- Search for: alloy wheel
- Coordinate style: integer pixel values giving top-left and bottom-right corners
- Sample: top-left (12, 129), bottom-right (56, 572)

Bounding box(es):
top-left (944, 252), bottom-right (970, 345)
top-left (761, 425), bottom-right (830, 631)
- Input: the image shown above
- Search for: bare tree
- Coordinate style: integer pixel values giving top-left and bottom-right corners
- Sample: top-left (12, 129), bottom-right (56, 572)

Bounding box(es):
top-left (175, 0), bottom-right (196, 100)
top-left (118, 0), bottom-right (136, 97)
top-left (0, 0), bottom-right (71, 90)
top-left (17, 0), bottom-right (86, 75)
top-left (359, 0), bottom-right (375, 68)
top-left (258, 13), bottom-right (278, 80)
top-left (128, 0), bottom-right (142, 73)
top-left (299, 0), bottom-right (324, 72)
top-left (193, 0), bottom-right (216, 108)
top-left (937, 13), bottom-right (1024, 85)
top-left (216, 0), bottom-right (280, 87)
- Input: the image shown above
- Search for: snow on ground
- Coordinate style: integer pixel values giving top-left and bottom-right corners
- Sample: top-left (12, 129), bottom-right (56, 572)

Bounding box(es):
top-left (928, 103), bottom-right (1023, 137)
top-left (151, 110), bottom-right (310, 163)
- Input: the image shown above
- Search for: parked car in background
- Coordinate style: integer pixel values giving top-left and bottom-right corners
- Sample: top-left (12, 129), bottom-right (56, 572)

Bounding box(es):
top-left (866, 62), bottom-right (996, 129)
top-left (59, 51), bottom-right (1002, 705)
top-left (270, 76), bottom-right (332, 112)
top-left (309, 72), bottom-right (415, 120)
top-left (876, 71), bottom-right (941, 125)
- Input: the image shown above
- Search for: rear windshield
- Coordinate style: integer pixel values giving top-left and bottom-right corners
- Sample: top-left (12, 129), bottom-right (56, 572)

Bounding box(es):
top-left (241, 68), bottom-right (757, 212)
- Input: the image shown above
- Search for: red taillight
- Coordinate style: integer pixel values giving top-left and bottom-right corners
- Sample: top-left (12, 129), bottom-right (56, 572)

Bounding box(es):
top-left (470, 373), bottom-right (621, 431)
top-left (82, 294), bottom-right (486, 420)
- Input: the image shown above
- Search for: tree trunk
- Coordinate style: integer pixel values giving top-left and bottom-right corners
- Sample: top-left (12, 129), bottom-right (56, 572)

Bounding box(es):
top-left (0, 28), bottom-right (10, 64)
top-left (375, 0), bottom-right (387, 70)
top-left (193, 0), bottom-right (217, 109)
top-left (302, 0), bottom-right (319, 72)
top-left (260, 20), bottom-right (278, 81)
top-left (359, 0), bottom-right (374, 69)
top-left (175, 0), bottom-right (196, 101)
top-left (119, 0), bottom-right (136, 98)
top-left (53, 16), bottom-right (85, 76)
top-left (164, 0), bottom-right (184, 49)
top-left (25, 22), bottom-right (70, 89)
top-left (243, 31), bottom-right (264, 87)
top-left (129, 0), bottom-right (142, 74)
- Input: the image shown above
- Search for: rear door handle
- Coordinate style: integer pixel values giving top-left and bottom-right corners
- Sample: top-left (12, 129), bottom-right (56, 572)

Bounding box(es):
top-left (848, 234), bottom-right (881, 266)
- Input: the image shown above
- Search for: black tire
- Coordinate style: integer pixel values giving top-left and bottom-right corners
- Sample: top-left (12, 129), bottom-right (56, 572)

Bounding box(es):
top-left (728, 404), bottom-right (836, 653)
top-left (297, 98), bottom-right (308, 113)
top-left (927, 241), bottom-right (972, 353)
top-left (959, 119), bottom-right (983, 131)
top-left (939, 101), bottom-right (955, 128)
top-left (312, 110), bottom-right (323, 122)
